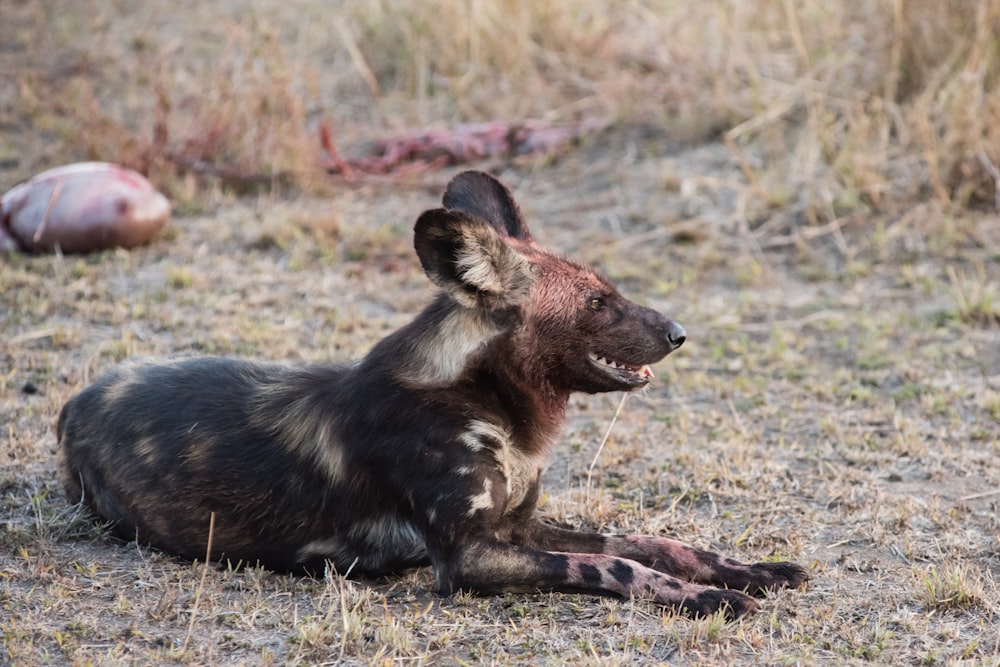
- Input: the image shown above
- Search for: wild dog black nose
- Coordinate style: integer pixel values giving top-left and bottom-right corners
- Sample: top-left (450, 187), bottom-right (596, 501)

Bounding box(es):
top-left (666, 321), bottom-right (686, 350)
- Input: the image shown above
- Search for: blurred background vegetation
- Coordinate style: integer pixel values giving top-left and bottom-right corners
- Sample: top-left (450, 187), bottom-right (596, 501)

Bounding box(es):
top-left (3, 0), bottom-right (999, 221)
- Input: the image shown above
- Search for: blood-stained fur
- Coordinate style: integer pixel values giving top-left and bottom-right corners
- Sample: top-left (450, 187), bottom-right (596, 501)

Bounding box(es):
top-left (58, 171), bottom-right (807, 619)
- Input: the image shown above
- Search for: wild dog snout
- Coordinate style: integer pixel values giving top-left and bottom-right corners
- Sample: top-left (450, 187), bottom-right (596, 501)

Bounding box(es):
top-left (665, 320), bottom-right (686, 352)
top-left (638, 306), bottom-right (686, 356)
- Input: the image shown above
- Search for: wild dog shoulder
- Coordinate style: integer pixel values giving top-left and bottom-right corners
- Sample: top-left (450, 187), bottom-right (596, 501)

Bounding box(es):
top-left (456, 419), bottom-right (543, 518)
top-left (408, 417), bottom-right (544, 540)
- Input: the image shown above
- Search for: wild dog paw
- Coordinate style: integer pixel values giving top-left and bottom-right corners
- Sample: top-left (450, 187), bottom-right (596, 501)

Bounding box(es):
top-left (744, 560), bottom-right (810, 595)
top-left (679, 588), bottom-right (760, 620)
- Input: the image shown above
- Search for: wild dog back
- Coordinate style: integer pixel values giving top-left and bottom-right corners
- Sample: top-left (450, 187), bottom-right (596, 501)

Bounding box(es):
top-left (59, 171), bottom-right (806, 618)
top-left (58, 357), bottom-right (429, 574)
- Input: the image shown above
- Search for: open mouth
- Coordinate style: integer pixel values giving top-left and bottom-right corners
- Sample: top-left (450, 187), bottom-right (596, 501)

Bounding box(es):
top-left (587, 351), bottom-right (654, 382)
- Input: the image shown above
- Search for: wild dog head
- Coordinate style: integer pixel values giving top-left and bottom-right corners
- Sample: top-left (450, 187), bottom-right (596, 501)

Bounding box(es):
top-left (413, 171), bottom-right (685, 396)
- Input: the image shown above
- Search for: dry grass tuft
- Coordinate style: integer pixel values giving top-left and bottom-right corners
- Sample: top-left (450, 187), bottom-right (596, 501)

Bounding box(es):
top-left (946, 263), bottom-right (1000, 327)
top-left (914, 563), bottom-right (990, 613)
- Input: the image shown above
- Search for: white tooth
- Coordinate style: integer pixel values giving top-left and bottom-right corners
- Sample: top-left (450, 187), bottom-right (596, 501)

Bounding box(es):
top-left (588, 352), bottom-right (598, 361)
top-left (642, 365), bottom-right (654, 378)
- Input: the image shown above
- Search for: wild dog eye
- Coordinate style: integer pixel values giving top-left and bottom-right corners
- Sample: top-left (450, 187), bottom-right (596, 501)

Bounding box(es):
top-left (588, 296), bottom-right (606, 311)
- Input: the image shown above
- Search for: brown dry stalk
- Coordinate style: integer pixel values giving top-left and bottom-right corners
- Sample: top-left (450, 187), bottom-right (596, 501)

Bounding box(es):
top-left (180, 511), bottom-right (215, 655)
top-left (585, 393), bottom-right (629, 503)
top-left (960, 489), bottom-right (1000, 502)
top-left (336, 18), bottom-right (380, 98)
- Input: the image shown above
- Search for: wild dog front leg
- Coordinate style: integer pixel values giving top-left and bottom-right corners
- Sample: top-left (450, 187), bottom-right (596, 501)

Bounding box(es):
top-left (438, 540), bottom-right (760, 619)
top-left (605, 534), bottom-right (809, 595)
top-left (513, 521), bottom-right (809, 595)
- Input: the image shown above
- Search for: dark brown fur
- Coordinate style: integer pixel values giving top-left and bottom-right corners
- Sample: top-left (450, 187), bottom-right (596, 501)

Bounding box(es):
top-left (58, 171), bottom-right (807, 619)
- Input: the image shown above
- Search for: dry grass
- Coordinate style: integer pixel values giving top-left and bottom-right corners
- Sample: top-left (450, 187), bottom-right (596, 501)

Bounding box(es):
top-left (5, 1), bottom-right (1000, 214)
top-left (2, 1), bottom-right (1000, 665)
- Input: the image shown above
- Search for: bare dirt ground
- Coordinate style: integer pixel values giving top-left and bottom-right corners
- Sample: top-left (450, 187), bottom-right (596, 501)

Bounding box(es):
top-left (2, 3), bottom-right (1000, 666)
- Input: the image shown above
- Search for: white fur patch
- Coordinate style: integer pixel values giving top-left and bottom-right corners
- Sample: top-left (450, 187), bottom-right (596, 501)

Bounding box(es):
top-left (405, 309), bottom-right (502, 386)
top-left (466, 477), bottom-right (495, 516)
top-left (459, 419), bottom-right (511, 452)
top-left (349, 514), bottom-right (424, 557)
top-left (455, 242), bottom-right (504, 293)
top-left (276, 407), bottom-right (345, 485)
top-left (250, 382), bottom-right (346, 485)
top-left (133, 436), bottom-right (159, 465)
top-left (100, 357), bottom-right (189, 407)
top-left (497, 444), bottom-right (541, 511)
top-left (492, 430), bottom-right (542, 511)
top-left (295, 515), bottom-right (425, 571)
top-left (99, 360), bottom-right (148, 407)
top-left (295, 538), bottom-right (343, 564)
top-left (460, 420), bottom-right (541, 513)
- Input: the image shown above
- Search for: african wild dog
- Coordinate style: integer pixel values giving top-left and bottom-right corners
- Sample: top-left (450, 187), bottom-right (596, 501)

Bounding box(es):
top-left (58, 171), bottom-right (807, 619)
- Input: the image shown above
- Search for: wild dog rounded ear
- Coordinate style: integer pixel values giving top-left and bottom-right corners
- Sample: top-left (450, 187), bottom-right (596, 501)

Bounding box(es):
top-left (442, 171), bottom-right (533, 241)
top-left (414, 209), bottom-right (532, 311)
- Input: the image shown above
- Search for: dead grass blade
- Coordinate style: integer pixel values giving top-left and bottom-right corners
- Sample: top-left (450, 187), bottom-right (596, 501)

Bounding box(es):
top-left (586, 393), bottom-right (628, 503)
top-left (179, 511), bottom-right (215, 656)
